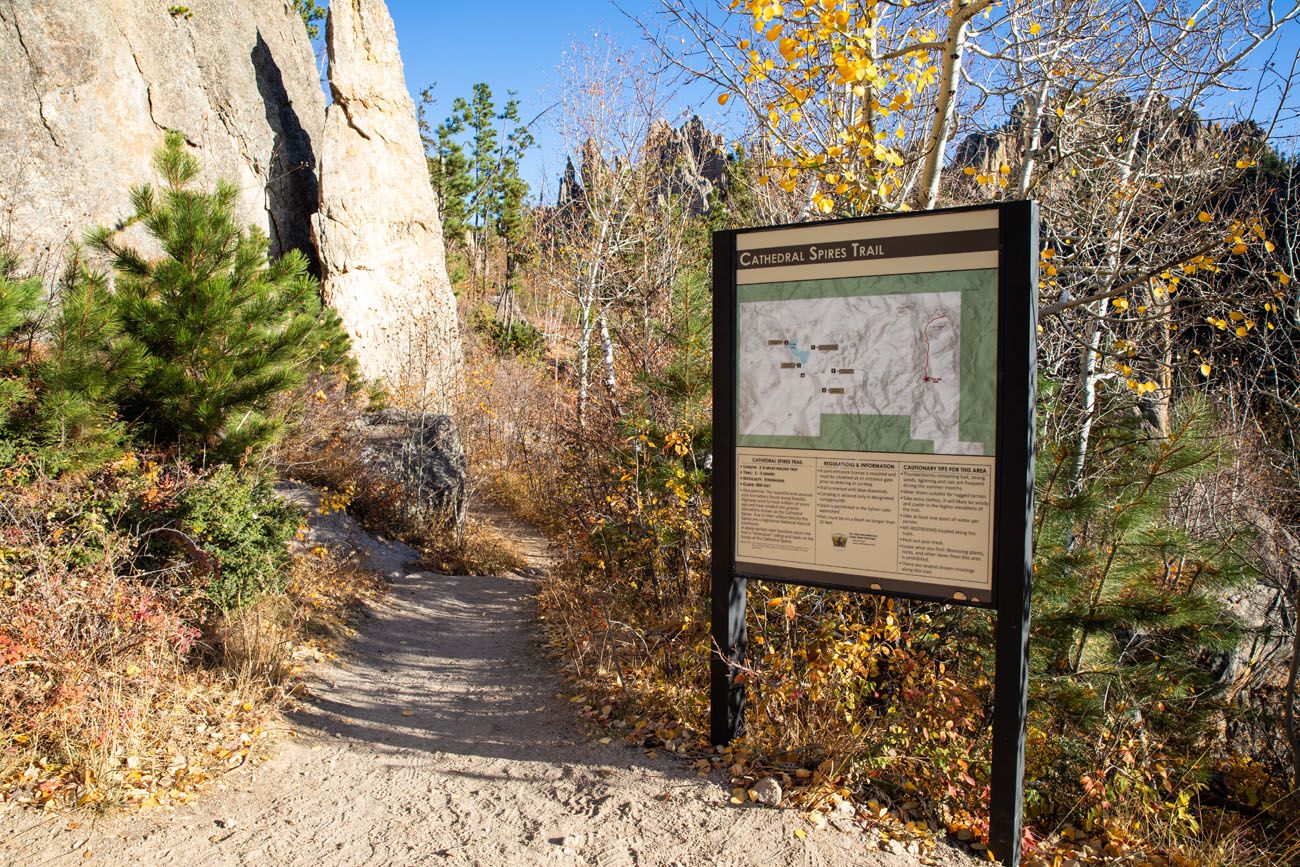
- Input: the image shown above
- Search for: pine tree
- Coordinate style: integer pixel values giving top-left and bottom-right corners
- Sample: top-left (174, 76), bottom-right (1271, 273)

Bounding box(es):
top-left (0, 250), bottom-right (42, 428)
top-left (1030, 388), bottom-right (1253, 807)
top-left (291, 0), bottom-right (325, 39)
top-left (431, 120), bottom-right (474, 242)
top-left (440, 84), bottom-right (535, 299)
top-left (91, 131), bottom-right (345, 462)
top-left (34, 259), bottom-right (141, 468)
top-left (453, 82), bottom-right (501, 255)
top-left (492, 95), bottom-right (535, 321)
top-left (419, 86), bottom-right (473, 243)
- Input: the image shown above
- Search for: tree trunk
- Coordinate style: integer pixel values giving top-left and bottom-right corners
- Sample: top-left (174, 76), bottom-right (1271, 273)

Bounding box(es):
top-left (598, 310), bottom-right (622, 417)
top-left (918, 0), bottom-right (991, 209)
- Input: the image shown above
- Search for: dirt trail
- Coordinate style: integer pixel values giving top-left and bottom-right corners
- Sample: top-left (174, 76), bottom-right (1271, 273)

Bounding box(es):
top-left (2, 497), bottom-right (958, 867)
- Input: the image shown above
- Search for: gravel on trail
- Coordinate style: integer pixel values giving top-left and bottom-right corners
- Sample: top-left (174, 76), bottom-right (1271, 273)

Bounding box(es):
top-left (1, 492), bottom-right (976, 867)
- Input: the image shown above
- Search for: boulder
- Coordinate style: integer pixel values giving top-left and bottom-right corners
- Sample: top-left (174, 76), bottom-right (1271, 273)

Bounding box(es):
top-left (0, 0), bottom-right (325, 274)
top-left (361, 410), bottom-right (467, 536)
top-left (313, 0), bottom-right (461, 404)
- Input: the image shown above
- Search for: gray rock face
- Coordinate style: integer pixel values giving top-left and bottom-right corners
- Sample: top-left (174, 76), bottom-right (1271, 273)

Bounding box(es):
top-left (313, 0), bottom-right (461, 403)
top-left (0, 0), bottom-right (325, 273)
top-left (557, 116), bottom-right (728, 217)
top-left (645, 115), bottom-right (727, 214)
top-left (361, 410), bottom-right (467, 536)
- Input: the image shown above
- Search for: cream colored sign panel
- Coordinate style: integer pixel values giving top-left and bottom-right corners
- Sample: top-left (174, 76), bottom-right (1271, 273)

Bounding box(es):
top-left (735, 447), bottom-right (995, 599)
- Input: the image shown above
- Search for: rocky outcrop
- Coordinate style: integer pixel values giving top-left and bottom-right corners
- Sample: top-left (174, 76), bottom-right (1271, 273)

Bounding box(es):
top-left (0, 0), bottom-right (324, 273)
top-left (645, 116), bottom-right (727, 214)
top-left (360, 410), bottom-right (468, 536)
top-left (556, 116), bottom-right (730, 217)
top-left (313, 0), bottom-right (461, 405)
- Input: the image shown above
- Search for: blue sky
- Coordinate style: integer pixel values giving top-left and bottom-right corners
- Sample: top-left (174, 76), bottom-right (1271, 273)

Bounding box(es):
top-left (383, 0), bottom-right (711, 202)
top-left (318, 1), bottom-right (1300, 202)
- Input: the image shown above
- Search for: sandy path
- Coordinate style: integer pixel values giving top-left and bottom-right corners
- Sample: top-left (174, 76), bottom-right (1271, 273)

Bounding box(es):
top-left (2, 501), bottom-right (948, 867)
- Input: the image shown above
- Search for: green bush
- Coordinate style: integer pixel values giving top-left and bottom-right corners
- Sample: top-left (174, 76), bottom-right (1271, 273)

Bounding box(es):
top-left (0, 253), bottom-right (42, 427)
top-left (172, 465), bottom-right (299, 610)
top-left (468, 303), bottom-right (545, 357)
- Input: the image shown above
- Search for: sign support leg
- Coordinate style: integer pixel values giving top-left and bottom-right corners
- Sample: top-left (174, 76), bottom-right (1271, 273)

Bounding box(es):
top-left (989, 577), bottom-right (1030, 865)
top-left (710, 571), bottom-right (746, 745)
top-left (988, 200), bottom-right (1038, 867)
top-left (710, 229), bottom-right (743, 746)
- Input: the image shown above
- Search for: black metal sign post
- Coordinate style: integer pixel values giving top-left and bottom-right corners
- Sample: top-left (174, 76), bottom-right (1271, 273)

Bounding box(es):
top-left (710, 202), bottom-right (1037, 867)
top-left (710, 228), bottom-right (745, 745)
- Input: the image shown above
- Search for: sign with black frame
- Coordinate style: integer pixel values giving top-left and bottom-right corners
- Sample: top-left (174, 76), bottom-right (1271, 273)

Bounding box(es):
top-left (710, 201), bottom-right (1037, 867)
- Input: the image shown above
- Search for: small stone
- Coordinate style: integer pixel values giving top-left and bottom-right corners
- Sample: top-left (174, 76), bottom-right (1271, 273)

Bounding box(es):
top-left (751, 776), bottom-right (783, 806)
top-left (215, 818), bottom-right (237, 830)
top-left (885, 839), bottom-right (906, 855)
top-left (834, 800), bottom-right (854, 816)
top-left (560, 834), bottom-right (585, 849)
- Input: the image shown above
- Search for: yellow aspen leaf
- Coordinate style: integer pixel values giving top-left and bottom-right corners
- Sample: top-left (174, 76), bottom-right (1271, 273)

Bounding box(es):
top-left (1276, 272), bottom-right (1292, 285)
top-left (1200, 363), bottom-right (1211, 376)
top-left (1265, 240), bottom-right (1275, 252)
top-left (794, 828), bottom-right (808, 839)
top-left (1197, 211), bottom-right (1212, 223)
top-left (1235, 326), bottom-right (1248, 337)
top-left (962, 166), bottom-right (976, 176)
top-left (718, 92), bottom-right (731, 105)
top-left (1230, 242), bottom-right (1247, 254)
top-left (1029, 21), bottom-right (1041, 34)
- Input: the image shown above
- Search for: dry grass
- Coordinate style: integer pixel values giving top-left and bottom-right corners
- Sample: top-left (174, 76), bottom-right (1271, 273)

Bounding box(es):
top-left (0, 458), bottom-right (388, 813)
top-left (420, 515), bottom-right (528, 577)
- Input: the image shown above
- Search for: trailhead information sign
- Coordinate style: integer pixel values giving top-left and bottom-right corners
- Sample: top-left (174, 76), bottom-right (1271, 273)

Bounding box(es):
top-left (711, 202), bottom-right (1038, 866)
top-left (732, 207), bottom-right (1001, 604)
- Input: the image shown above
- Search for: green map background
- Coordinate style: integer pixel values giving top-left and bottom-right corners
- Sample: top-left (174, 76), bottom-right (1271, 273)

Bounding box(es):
top-left (736, 268), bottom-right (998, 456)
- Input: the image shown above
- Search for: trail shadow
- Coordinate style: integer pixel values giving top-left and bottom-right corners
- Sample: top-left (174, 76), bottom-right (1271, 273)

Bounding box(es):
top-left (285, 569), bottom-right (702, 785)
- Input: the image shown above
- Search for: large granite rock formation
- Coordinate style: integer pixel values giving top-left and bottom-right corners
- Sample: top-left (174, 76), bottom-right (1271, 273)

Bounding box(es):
top-left (0, 0), bottom-right (324, 273)
top-left (313, 0), bottom-right (461, 405)
top-left (556, 116), bottom-right (729, 217)
top-left (645, 115), bottom-right (727, 214)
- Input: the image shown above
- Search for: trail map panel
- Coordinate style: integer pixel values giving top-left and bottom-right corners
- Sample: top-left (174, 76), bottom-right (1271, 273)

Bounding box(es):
top-left (732, 208), bottom-right (1002, 603)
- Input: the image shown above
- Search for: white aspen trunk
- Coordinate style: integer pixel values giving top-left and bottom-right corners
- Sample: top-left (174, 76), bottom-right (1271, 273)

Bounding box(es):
top-left (1069, 86), bottom-right (1161, 487)
top-left (1015, 71), bottom-right (1055, 197)
top-left (918, 0), bottom-right (989, 209)
top-left (598, 310), bottom-right (621, 416)
top-left (1069, 302), bottom-right (1104, 495)
top-left (577, 296), bottom-right (594, 433)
